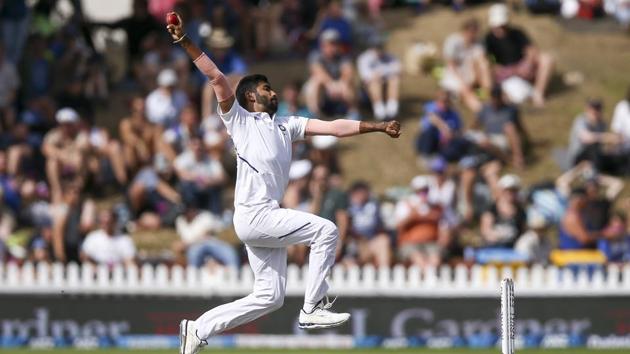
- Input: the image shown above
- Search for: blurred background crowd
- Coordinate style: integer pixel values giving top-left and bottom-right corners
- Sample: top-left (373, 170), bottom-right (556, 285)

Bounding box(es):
top-left (0, 0), bottom-right (629, 271)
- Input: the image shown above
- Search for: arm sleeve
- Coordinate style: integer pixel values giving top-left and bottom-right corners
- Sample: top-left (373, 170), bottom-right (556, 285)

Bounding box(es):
top-left (287, 115), bottom-right (309, 142)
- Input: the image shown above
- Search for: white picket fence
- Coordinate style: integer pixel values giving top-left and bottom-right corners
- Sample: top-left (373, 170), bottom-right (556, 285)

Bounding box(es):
top-left (1, 262), bottom-right (630, 297)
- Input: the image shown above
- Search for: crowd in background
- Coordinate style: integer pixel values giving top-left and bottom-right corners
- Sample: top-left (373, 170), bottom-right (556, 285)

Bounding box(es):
top-left (0, 0), bottom-right (629, 271)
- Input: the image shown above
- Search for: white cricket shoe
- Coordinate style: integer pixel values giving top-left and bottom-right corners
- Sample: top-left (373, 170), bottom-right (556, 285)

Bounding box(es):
top-left (179, 319), bottom-right (207, 354)
top-left (298, 297), bottom-right (351, 330)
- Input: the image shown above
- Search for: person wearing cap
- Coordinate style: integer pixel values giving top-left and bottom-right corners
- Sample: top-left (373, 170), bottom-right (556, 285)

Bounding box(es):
top-left (480, 174), bottom-right (527, 248)
top-left (200, 29), bottom-right (248, 120)
top-left (514, 209), bottom-right (552, 264)
top-left (305, 28), bottom-right (360, 120)
top-left (314, 0), bottom-right (353, 50)
top-left (346, 181), bottom-right (391, 267)
top-left (357, 35), bottom-right (401, 121)
top-left (145, 68), bottom-right (189, 127)
top-left (174, 134), bottom-right (227, 215)
top-left (471, 85), bottom-right (526, 169)
top-left (167, 13), bottom-right (400, 348)
top-left (567, 99), bottom-right (622, 173)
top-left (484, 3), bottom-right (554, 107)
top-left (42, 108), bottom-right (89, 203)
top-left (394, 175), bottom-right (449, 267)
top-left (441, 18), bottom-right (492, 113)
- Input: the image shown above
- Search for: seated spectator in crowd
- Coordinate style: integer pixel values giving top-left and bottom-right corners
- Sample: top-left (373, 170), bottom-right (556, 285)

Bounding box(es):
top-left (119, 95), bottom-right (162, 174)
top-left (0, 150), bottom-right (22, 214)
top-left (0, 190), bottom-right (16, 262)
top-left (415, 90), bottom-right (467, 162)
top-left (310, 135), bottom-right (342, 180)
top-left (480, 174), bottom-right (526, 248)
top-left (426, 157), bottom-right (458, 229)
top-left (283, 160), bottom-right (314, 265)
top-left (313, 0), bottom-right (353, 50)
top-left (42, 108), bottom-right (89, 203)
top-left (559, 188), bottom-right (598, 249)
top-left (310, 164), bottom-right (349, 258)
top-left (346, 181), bottom-right (391, 267)
top-left (128, 156), bottom-right (181, 230)
top-left (598, 211), bottom-right (630, 262)
top-left (484, 4), bottom-right (554, 107)
top-left (469, 86), bottom-right (526, 169)
top-left (84, 118), bottom-right (128, 188)
top-left (80, 208), bottom-right (136, 267)
top-left (174, 202), bottom-right (238, 269)
top-left (162, 105), bottom-right (204, 160)
top-left (28, 221), bottom-right (53, 263)
top-left (174, 135), bottom-right (226, 215)
top-left (277, 81), bottom-right (313, 118)
top-left (357, 35), bottom-right (401, 120)
top-left (0, 42), bottom-right (20, 132)
top-left (145, 68), bottom-right (188, 127)
top-left (395, 176), bottom-right (449, 267)
top-left (50, 182), bottom-right (96, 263)
top-left (581, 167), bottom-right (623, 235)
top-left (568, 99), bottom-right (623, 174)
top-left (441, 18), bottom-right (491, 113)
top-left (514, 210), bottom-right (552, 264)
top-left (611, 85), bottom-right (630, 174)
top-left (305, 29), bottom-right (359, 120)
top-left (200, 29), bottom-right (248, 121)
top-left (142, 35), bottom-right (190, 88)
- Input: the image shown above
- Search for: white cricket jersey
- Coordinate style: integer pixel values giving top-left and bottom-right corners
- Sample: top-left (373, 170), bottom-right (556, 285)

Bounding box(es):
top-left (219, 101), bottom-right (309, 211)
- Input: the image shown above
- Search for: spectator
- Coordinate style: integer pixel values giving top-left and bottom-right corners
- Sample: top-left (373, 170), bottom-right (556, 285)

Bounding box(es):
top-left (42, 108), bottom-right (89, 203)
top-left (581, 168), bottom-right (623, 234)
top-left (145, 68), bottom-right (188, 127)
top-left (346, 181), bottom-right (391, 267)
top-left (50, 182), bottom-right (96, 263)
top-left (310, 164), bottom-right (349, 258)
top-left (142, 35), bottom-right (190, 89)
top-left (305, 29), bottom-right (359, 120)
top-left (0, 0), bottom-right (29, 63)
top-left (416, 90), bottom-right (468, 162)
top-left (559, 188), bottom-right (598, 249)
top-left (480, 174), bottom-right (526, 248)
top-left (357, 35), bottom-right (401, 120)
top-left (84, 118), bottom-right (128, 188)
top-left (441, 18), bottom-right (492, 113)
top-left (119, 95), bottom-right (162, 174)
top-left (314, 0), bottom-right (353, 50)
top-left (277, 81), bottom-right (313, 118)
top-left (611, 85), bottom-right (630, 174)
top-left (469, 86), bottom-right (526, 169)
top-left (28, 221), bottom-right (53, 264)
top-left (283, 159), bottom-right (314, 265)
top-left (200, 29), bottom-right (247, 120)
top-left (0, 189), bottom-right (16, 262)
top-left (395, 176), bottom-right (449, 267)
top-left (426, 157), bottom-right (458, 230)
top-left (514, 210), bottom-right (552, 264)
top-left (80, 208), bottom-right (136, 267)
top-left (484, 4), bottom-right (554, 107)
top-left (174, 203), bottom-right (239, 269)
top-left (310, 135), bottom-right (342, 179)
top-left (607, 0), bottom-right (630, 29)
top-left (128, 155), bottom-right (181, 230)
top-left (174, 135), bottom-right (226, 215)
top-left (568, 99), bottom-right (622, 174)
top-left (598, 211), bottom-right (630, 262)
top-left (162, 105), bottom-right (204, 160)
top-left (0, 42), bottom-right (20, 132)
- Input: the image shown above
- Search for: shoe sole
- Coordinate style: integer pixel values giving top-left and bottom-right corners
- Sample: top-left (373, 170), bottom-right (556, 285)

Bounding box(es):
top-left (297, 317), bottom-right (349, 330)
top-left (179, 319), bottom-right (188, 354)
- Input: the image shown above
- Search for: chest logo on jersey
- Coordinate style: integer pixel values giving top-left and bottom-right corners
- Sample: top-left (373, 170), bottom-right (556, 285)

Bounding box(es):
top-left (278, 124), bottom-right (287, 135)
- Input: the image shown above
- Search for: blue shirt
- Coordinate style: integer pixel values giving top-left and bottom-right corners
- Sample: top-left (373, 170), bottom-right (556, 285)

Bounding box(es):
top-left (420, 101), bottom-right (462, 136)
top-left (320, 18), bottom-right (353, 47)
top-left (349, 199), bottom-right (381, 239)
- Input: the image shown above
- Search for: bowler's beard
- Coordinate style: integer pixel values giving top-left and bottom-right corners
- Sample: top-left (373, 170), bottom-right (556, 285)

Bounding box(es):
top-left (256, 92), bottom-right (278, 116)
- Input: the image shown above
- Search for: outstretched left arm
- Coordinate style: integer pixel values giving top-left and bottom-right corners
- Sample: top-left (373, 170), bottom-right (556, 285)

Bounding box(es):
top-left (305, 119), bottom-right (401, 138)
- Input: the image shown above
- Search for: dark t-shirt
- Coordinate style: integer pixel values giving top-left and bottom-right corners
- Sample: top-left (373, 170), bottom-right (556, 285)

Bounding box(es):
top-left (484, 27), bottom-right (531, 66)
top-left (477, 104), bottom-right (519, 135)
top-left (319, 188), bottom-right (348, 224)
top-left (486, 203), bottom-right (526, 247)
top-left (309, 51), bottom-right (351, 80)
top-left (582, 198), bottom-right (611, 232)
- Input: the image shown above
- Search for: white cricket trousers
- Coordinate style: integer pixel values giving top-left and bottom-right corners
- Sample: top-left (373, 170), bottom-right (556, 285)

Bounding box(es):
top-left (195, 203), bottom-right (339, 339)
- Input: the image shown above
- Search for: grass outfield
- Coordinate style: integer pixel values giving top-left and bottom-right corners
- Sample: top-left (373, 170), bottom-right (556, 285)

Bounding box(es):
top-left (6, 349), bottom-right (630, 354)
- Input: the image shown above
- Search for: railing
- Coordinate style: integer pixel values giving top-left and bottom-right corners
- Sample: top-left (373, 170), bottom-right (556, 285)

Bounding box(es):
top-left (1, 262), bottom-right (630, 297)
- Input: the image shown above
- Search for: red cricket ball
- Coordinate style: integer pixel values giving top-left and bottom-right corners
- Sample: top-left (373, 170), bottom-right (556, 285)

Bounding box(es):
top-left (166, 13), bottom-right (180, 26)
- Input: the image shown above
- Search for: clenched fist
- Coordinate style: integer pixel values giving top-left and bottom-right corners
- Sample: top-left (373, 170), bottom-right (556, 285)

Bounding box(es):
top-left (384, 120), bottom-right (401, 138)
